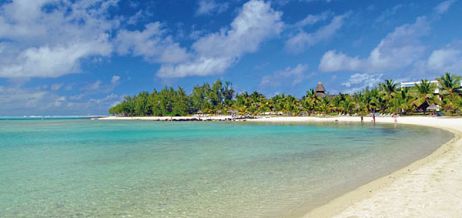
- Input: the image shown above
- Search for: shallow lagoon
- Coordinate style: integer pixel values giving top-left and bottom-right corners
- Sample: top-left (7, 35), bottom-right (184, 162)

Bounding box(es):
top-left (0, 119), bottom-right (452, 217)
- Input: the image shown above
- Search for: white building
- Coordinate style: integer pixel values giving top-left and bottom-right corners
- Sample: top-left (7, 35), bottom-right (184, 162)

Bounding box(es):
top-left (400, 80), bottom-right (440, 94)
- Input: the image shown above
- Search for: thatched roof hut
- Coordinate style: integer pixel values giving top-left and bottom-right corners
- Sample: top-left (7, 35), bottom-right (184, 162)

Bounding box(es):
top-left (315, 82), bottom-right (326, 97)
top-left (416, 101), bottom-right (430, 112)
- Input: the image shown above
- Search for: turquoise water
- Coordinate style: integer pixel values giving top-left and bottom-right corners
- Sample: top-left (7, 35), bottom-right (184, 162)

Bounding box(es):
top-left (0, 119), bottom-right (452, 217)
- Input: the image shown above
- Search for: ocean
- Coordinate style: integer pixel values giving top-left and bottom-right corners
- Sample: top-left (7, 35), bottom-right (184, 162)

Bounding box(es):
top-left (0, 119), bottom-right (452, 217)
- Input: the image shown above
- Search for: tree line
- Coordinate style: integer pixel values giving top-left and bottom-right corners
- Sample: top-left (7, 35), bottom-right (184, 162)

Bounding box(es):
top-left (109, 72), bottom-right (462, 116)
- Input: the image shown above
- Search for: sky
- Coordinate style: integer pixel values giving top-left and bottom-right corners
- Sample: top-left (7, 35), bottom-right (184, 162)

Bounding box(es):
top-left (0, 0), bottom-right (461, 115)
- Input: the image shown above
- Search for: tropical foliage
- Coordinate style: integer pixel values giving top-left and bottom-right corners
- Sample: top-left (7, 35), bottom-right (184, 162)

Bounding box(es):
top-left (109, 73), bottom-right (462, 116)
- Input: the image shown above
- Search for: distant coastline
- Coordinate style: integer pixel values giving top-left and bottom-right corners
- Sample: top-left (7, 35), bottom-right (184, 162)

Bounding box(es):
top-left (0, 115), bottom-right (103, 120)
top-left (98, 115), bottom-right (238, 121)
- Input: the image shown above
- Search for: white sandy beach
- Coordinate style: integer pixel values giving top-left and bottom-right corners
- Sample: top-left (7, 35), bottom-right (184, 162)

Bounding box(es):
top-left (247, 116), bottom-right (462, 217)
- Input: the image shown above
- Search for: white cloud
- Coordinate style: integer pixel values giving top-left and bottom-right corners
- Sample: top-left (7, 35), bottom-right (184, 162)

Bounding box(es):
top-left (88, 93), bottom-right (121, 106)
top-left (0, 0), bottom-right (199, 79)
top-left (342, 73), bottom-right (383, 93)
top-left (319, 16), bottom-right (462, 92)
top-left (427, 45), bottom-right (462, 72)
top-left (318, 16), bottom-right (445, 91)
top-left (294, 11), bottom-right (331, 27)
top-left (0, 41), bottom-right (111, 78)
top-left (114, 22), bottom-right (190, 64)
top-left (82, 76), bottom-right (121, 94)
top-left (375, 4), bottom-right (403, 23)
top-left (319, 50), bottom-right (363, 72)
top-left (192, 0), bottom-right (282, 58)
top-left (260, 64), bottom-right (308, 87)
top-left (300, 0), bottom-right (335, 2)
top-left (0, 86), bottom-right (49, 111)
top-left (342, 73), bottom-right (382, 88)
top-left (196, 0), bottom-right (229, 16)
top-left (319, 17), bottom-right (430, 73)
top-left (368, 17), bottom-right (428, 71)
top-left (111, 75), bottom-right (121, 86)
top-left (127, 10), bottom-right (144, 25)
top-left (50, 83), bottom-right (63, 91)
top-left (0, 85), bottom-right (121, 115)
top-left (158, 0), bottom-right (283, 78)
top-left (0, 0), bottom-right (116, 78)
top-left (434, 0), bottom-right (456, 14)
top-left (84, 81), bottom-right (103, 92)
top-left (158, 57), bottom-right (233, 78)
top-left (286, 13), bottom-right (348, 53)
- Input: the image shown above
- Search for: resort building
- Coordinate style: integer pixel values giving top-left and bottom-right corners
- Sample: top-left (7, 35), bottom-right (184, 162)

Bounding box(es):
top-left (315, 82), bottom-right (326, 97)
top-left (400, 80), bottom-right (440, 94)
top-left (400, 79), bottom-right (462, 113)
top-left (400, 80), bottom-right (440, 113)
top-left (400, 80), bottom-right (462, 94)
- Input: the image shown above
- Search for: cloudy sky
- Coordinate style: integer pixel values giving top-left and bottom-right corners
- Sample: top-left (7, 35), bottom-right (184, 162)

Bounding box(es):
top-left (0, 0), bottom-right (461, 115)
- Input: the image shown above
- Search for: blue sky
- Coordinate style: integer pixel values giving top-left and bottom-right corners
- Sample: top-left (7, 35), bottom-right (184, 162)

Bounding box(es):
top-left (0, 0), bottom-right (461, 115)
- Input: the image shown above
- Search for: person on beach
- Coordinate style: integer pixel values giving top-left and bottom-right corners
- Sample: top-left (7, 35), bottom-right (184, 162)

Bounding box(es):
top-left (372, 111), bottom-right (376, 124)
top-left (392, 113), bottom-right (398, 123)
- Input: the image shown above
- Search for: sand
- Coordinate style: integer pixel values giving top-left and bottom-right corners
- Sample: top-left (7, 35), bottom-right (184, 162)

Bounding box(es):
top-left (247, 116), bottom-right (462, 217)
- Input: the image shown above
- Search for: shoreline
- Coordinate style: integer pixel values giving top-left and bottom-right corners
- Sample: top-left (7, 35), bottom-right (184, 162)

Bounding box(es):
top-left (245, 116), bottom-right (462, 217)
top-left (97, 115), bottom-right (236, 121)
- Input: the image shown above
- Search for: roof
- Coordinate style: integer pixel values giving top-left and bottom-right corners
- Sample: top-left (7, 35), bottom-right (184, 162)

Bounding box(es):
top-left (427, 104), bottom-right (439, 111)
top-left (400, 80), bottom-right (438, 88)
top-left (315, 82), bottom-right (325, 93)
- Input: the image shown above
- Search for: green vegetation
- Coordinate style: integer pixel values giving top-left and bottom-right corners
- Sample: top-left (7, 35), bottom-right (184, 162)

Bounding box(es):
top-left (109, 72), bottom-right (462, 116)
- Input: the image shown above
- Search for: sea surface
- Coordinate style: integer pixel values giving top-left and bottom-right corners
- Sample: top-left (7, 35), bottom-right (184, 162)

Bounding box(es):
top-left (0, 119), bottom-right (453, 217)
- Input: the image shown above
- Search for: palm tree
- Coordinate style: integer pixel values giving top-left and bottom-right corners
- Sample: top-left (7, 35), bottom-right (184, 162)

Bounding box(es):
top-left (270, 94), bottom-right (285, 114)
top-left (380, 80), bottom-right (399, 96)
top-left (452, 95), bottom-right (462, 114)
top-left (411, 80), bottom-right (439, 114)
top-left (331, 94), bottom-right (343, 114)
top-left (438, 72), bottom-right (461, 95)
top-left (318, 97), bottom-right (331, 115)
top-left (352, 92), bottom-right (369, 116)
top-left (395, 88), bottom-right (413, 115)
top-left (364, 88), bottom-right (380, 114)
top-left (437, 73), bottom-right (462, 114)
top-left (379, 79), bottom-right (399, 113)
top-left (302, 89), bottom-right (321, 115)
top-left (341, 94), bottom-right (354, 115)
top-left (282, 95), bottom-right (301, 115)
